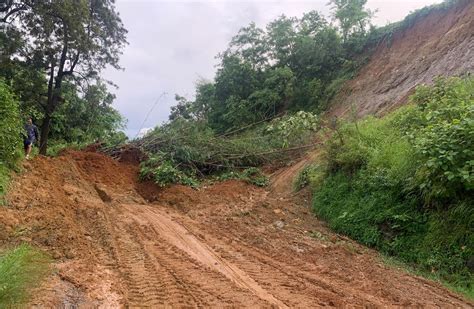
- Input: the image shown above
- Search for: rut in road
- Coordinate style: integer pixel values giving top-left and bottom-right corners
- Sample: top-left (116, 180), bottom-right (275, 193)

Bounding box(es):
top-left (1, 150), bottom-right (472, 307)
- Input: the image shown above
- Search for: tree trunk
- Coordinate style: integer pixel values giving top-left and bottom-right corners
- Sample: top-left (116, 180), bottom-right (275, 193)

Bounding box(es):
top-left (39, 92), bottom-right (60, 155)
top-left (39, 113), bottom-right (51, 155)
top-left (39, 34), bottom-right (69, 155)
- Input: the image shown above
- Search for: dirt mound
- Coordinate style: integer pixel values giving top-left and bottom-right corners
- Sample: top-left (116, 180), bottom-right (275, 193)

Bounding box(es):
top-left (329, 0), bottom-right (474, 118)
top-left (0, 150), bottom-right (472, 307)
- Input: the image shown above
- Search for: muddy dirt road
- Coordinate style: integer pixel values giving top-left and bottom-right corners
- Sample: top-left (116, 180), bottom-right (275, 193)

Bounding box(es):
top-left (0, 150), bottom-right (471, 307)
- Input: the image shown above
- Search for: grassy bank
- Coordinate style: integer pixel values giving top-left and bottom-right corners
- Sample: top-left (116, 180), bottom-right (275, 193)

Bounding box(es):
top-left (302, 76), bottom-right (473, 297)
top-left (0, 244), bottom-right (51, 306)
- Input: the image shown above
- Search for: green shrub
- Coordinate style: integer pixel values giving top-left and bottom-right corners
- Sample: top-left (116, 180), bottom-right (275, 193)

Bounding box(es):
top-left (266, 111), bottom-right (320, 148)
top-left (401, 77), bottom-right (473, 203)
top-left (0, 80), bottom-right (22, 168)
top-left (310, 76), bottom-right (474, 295)
top-left (0, 244), bottom-right (51, 307)
top-left (293, 163), bottom-right (325, 191)
top-left (217, 167), bottom-right (269, 187)
top-left (139, 155), bottom-right (198, 187)
top-left (0, 80), bottom-right (22, 201)
top-left (0, 165), bottom-right (10, 204)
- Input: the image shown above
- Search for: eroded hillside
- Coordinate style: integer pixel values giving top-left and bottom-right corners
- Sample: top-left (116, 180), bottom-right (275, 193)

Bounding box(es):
top-left (329, 0), bottom-right (474, 118)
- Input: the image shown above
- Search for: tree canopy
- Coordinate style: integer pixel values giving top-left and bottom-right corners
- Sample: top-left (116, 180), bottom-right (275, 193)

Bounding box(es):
top-left (1, 0), bottom-right (127, 153)
top-left (171, 3), bottom-right (374, 133)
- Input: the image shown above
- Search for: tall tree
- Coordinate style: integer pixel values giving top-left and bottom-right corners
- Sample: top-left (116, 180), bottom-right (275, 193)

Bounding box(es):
top-left (266, 15), bottom-right (298, 67)
top-left (226, 22), bottom-right (268, 69)
top-left (1, 0), bottom-right (127, 154)
top-left (329, 0), bottom-right (374, 42)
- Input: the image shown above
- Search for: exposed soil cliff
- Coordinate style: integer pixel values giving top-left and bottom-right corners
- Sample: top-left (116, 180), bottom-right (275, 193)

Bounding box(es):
top-left (329, 0), bottom-right (474, 118)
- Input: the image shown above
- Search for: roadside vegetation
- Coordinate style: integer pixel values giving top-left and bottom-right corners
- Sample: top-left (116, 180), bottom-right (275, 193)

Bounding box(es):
top-left (136, 111), bottom-right (320, 187)
top-left (297, 76), bottom-right (473, 296)
top-left (0, 80), bottom-right (22, 202)
top-left (0, 244), bottom-right (51, 307)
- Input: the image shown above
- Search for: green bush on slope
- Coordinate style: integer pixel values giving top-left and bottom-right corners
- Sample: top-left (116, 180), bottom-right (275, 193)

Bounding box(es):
top-left (0, 80), bottom-right (22, 199)
top-left (309, 76), bottom-right (473, 295)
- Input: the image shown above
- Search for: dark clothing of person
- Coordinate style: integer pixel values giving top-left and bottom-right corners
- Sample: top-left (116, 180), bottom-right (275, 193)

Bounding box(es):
top-left (24, 124), bottom-right (39, 148)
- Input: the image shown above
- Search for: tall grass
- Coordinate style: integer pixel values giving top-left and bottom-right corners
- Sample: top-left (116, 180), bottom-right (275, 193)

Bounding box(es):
top-left (0, 244), bottom-right (51, 307)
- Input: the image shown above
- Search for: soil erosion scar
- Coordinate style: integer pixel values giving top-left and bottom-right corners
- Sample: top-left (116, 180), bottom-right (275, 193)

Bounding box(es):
top-left (125, 204), bottom-right (289, 308)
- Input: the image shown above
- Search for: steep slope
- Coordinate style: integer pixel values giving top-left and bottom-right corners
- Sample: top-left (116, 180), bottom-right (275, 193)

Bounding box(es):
top-left (329, 0), bottom-right (474, 118)
top-left (0, 150), bottom-right (472, 307)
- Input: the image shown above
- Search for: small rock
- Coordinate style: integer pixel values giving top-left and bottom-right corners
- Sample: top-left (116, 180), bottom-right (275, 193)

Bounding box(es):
top-left (65, 250), bottom-right (75, 259)
top-left (274, 220), bottom-right (285, 229)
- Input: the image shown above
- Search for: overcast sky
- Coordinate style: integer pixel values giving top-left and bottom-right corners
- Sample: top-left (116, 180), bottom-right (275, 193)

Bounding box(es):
top-left (104, 0), bottom-right (442, 137)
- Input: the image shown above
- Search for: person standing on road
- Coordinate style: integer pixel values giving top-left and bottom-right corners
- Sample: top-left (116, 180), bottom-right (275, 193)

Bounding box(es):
top-left (23, 117), bottom-right (39, 159)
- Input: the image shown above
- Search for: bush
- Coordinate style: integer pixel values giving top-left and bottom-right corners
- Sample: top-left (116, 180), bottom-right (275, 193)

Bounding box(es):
top-left (0, 80), bottom-right (22, 168)
top-left (139, 156), bottom-right (198, 187)
top-left (266, 111), bottom-right (319, 148)
top-left (0, 244), bottom-right (51, 307)
top-left (293, 163), bottom-right (325, 191)
top-left (0, 80), bottom-right (22, 201)
top-left (217, 167), bottom-right (269, 187)
top-left (400, 77), bottom-right (473, 203)
top-left (309, 76), bottom-right (474, 295)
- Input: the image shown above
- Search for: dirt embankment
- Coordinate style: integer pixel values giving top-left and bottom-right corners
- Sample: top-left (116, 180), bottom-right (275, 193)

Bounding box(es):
top-left (0, 150), bottom-right (472, 307)
top-left (329, 0), bottom-right (474, 118)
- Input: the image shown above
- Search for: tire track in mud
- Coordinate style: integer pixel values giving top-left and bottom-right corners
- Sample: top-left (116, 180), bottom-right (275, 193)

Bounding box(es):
top-left (105, 211), bottom-right (202, 307)
top-left (123, 204), bottom-right (287, 308)
top-left (101, 204), bottom-right (273, 307)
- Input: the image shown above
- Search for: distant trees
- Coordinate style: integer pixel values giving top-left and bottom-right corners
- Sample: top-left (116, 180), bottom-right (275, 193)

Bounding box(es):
top-left (0, 0), bottom-right (127, 153)
top-left (328, 0), bottom-right (375, 42)
top-left (172, 1), bottom-right (374, 133)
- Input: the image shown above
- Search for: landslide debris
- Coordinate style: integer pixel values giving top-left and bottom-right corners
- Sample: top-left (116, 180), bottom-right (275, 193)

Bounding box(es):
top-left (0, 150), bottom-right (471, 307)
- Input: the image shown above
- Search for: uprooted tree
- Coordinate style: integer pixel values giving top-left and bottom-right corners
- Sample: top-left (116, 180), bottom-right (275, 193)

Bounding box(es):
top-left (1, 0), bottom-right (127, 154)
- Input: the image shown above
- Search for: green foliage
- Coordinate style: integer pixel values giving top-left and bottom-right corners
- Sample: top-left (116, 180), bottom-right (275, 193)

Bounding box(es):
top-left (0, 80), bottom-right (21, 201)
top-left (329, 0), bottom-right (375, 42)
top-left (137, 115), bottom-right (315, 187)
top-left (176, 3), bottom-right (373, 134)
top-left (266, 111), bottom-right (319, 147)
top-left (400, 77), bottom-right (473, 203)
top-left (308, 76), bottom-right (474, 293)
top-left (217, 167), bottom-right (269, 187)
top-left (50, 82), bottom-right (126, 146)
top-left (0, 244), bottom-right (51, 307)
top-left (140, 157), bottom-right (199, 187)
top-left (0, 80), bottom-right (22, 169)
top-left (0, 165), bottom-right (10, 205)
top-left (2, 0), bottom-right (127, 154)
top-left (293, 163), bottom-right (325, 191)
